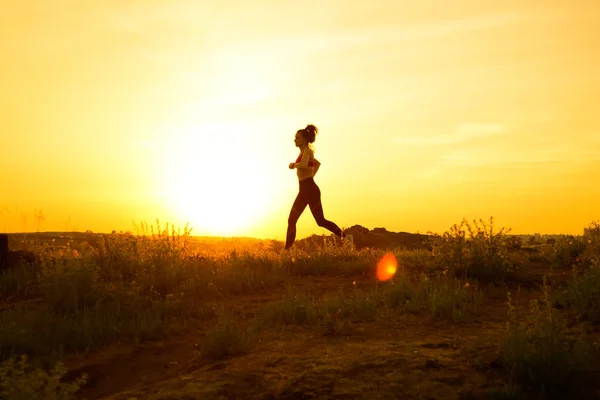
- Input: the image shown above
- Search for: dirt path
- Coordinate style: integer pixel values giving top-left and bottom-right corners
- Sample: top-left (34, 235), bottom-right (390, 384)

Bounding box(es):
top-left (82, 316), bottom-right (510, 400)
top-left (62, 273), bottom-right (542, 400)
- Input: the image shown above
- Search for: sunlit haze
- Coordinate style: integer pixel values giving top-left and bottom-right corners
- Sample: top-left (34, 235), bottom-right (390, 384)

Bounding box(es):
top-left (1, 1), bottom-right (599, 238)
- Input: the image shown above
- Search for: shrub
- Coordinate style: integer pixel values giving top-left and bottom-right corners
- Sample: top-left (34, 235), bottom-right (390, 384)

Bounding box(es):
top-left (428, 217), bottom-right (513, 283)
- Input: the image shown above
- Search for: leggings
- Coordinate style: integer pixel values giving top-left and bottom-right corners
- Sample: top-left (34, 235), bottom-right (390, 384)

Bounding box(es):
top-left (285, 177), bottom-right (343, 249)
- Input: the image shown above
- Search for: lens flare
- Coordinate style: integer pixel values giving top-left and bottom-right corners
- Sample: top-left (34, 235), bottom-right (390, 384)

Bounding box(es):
top-left (376, 252), bottom-right (398, 282)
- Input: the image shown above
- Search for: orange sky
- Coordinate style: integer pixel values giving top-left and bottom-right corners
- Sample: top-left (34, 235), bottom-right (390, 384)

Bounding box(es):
top-left (1, 1), bottom-right (599, 239)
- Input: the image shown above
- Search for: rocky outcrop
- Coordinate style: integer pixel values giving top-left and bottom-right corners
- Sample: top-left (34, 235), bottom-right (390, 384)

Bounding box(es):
top-left (345, 225), bottom-right (431, 250)
top-left (295, 225), bottom-right (432, 251)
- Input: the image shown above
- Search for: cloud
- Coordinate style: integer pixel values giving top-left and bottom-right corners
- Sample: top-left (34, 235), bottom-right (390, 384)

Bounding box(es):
top-left (456, 123), bottom-right (505, 137)
top-left (223, 12), bottom-right (529, 59)
top-left (392, 123), bottom-right (505, 146)
top-left (437, 141), bottom-right (600, 168)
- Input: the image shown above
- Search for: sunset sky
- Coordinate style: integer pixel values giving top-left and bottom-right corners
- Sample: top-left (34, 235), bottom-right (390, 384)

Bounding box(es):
top-left (1, 0), bottom-right (599, 239)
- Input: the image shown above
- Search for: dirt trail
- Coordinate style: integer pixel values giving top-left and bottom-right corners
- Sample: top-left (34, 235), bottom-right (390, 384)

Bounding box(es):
top-left (65, 275), bottom-right (537, 400)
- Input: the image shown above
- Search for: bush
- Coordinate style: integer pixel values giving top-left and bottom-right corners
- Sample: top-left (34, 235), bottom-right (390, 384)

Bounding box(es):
top-left (428, 217), bottom-right (513, 283)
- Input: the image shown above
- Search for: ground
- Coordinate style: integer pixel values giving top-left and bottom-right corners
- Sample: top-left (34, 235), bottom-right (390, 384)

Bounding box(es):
top-left (62, 275), bottom-right (540, 400)
top-left (2, 231), bottom-right (598, 400)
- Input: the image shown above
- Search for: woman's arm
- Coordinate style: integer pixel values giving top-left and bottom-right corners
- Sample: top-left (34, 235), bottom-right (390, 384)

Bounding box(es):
top-left (294, 148), bottom-right (314, 169)
top-left (312, 158), bottom-right (321, 176)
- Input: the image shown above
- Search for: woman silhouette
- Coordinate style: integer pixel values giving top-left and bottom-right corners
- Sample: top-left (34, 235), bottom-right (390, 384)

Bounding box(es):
top-left (285, 124), bottom-right (348, 250)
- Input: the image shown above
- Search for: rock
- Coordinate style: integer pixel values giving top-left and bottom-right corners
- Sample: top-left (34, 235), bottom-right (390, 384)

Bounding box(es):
top-left (295, 225), bottom-right (432, 251)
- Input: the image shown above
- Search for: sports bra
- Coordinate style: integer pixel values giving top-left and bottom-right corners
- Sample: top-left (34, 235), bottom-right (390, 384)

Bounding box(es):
top-left (296, 151), bottom-right (314, 167)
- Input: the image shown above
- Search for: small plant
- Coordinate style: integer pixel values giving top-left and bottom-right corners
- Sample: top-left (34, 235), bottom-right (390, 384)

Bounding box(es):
top-left (320, 305), bottom-right (351, 336)
top-left (203, 317), bottom-right (251, 360)
top-left (0, 355), bottom-right (87, 400)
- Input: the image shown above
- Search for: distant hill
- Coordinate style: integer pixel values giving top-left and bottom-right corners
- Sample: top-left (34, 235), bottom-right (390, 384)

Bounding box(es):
top-left (294, 225), bottom-right (432, 251)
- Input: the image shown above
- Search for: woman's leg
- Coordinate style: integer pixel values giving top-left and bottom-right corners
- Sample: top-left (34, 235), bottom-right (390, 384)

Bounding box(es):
top-left (285, 192), bottom-right (309, 249)
top-left (308, 185), bottom-right (343, 236)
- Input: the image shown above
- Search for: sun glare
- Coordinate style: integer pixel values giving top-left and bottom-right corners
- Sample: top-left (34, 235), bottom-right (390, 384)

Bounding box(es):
top-left (159, 123), bottom-right (273, 236)
top-left (376, 253), bottom-right (398, 282)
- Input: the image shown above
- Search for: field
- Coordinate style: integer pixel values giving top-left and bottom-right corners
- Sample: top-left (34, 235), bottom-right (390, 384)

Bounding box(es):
top-left (1, 218), bottom-right (600, 399)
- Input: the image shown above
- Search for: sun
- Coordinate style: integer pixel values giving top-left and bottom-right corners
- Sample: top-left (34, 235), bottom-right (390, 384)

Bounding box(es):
top-left (167, 170), bottom-right (268, 237)
top-left (159, 123), bottom-right (273, 237)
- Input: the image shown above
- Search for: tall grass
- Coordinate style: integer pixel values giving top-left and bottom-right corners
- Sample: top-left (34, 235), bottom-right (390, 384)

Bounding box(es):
top-left (0, 224), bottom-right (217, 363)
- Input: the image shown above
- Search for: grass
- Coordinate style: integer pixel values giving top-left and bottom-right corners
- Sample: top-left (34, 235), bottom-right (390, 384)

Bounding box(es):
top-left (501, 280), bottom-right (600, 399)
top-left (0, 261), bottom-right (40, 302)
top-left (1, 218), bottom-right (599, 399)
top-left (382, 272), bottom-right (484, 323)
top-left (259, 290), bottom-right (317, 327)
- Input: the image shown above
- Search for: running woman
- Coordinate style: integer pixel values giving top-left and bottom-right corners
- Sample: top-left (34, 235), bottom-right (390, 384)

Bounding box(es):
top-left (285, 124), bottom-right (347, 250)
